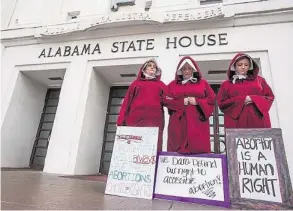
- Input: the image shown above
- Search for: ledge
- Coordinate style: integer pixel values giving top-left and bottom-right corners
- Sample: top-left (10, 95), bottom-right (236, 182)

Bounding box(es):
top-left (1, 4), bottom-right (293, 45)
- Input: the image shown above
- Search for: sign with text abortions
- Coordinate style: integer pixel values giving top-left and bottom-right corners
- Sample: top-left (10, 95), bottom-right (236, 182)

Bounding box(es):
top-left (226, 128), bottom-right (293, 209)
top-left (154, 152), bottom-right (230, 208)
top-left (105, 126), bottom-right (158, 199)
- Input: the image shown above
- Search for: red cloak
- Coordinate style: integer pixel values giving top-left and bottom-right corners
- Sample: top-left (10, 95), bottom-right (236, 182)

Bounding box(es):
top-left (117, 60), bottom-right (168, 152)
top-left (167, 56), bottom-right (216, 154)
top-left (217, 53), bottom-right (275, 128)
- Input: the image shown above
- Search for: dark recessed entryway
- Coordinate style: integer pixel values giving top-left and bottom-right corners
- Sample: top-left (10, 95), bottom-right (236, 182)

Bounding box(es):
top-left (30, 88), bottom-right (61, 170)
top-left (99, 85), bottom-right (226, 174)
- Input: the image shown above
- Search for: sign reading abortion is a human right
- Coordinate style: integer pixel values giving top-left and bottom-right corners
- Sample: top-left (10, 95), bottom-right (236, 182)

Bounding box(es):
top-left (226, 128), bottom-right (293, 209)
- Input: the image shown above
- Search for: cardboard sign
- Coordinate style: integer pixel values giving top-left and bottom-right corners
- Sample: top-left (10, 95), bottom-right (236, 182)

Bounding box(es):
top-left (154, 152), bottom-right (230, 208)
top-left (226, 128), bottom-right (293, 209)
top-left (105, 126), bottom-right (158, 199)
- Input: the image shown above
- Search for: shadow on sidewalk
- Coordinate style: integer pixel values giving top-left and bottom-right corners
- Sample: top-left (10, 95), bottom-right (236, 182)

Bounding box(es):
top-left (60, 174), bottom-right (108, 183)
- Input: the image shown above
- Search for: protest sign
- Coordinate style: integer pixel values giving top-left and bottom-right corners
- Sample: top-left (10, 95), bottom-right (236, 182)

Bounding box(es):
top-left (226, 128), bottom-right (293, 208)
top-left (105, 126), bottom-right (158, 199)
top-left (154, 152), bottom-right (230, 207)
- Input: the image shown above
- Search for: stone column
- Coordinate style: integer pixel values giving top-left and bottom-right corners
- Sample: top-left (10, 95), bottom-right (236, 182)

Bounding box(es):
top-left (43, 59), bottom-right (90, 175)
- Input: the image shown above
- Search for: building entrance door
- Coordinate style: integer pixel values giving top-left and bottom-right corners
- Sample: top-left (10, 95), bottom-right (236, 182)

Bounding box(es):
top-left (30, 88), bottom-right (61, 170)
top-left (209, 84), bottom-right (226, 154)
top-left (99, 86), bottom-right (128, 174)
top-left (99, 84), bottom-right (226, 174)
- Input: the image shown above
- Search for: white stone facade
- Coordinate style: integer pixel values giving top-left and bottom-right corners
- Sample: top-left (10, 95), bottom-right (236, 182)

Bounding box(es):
top-left (1, 0), bottom-right (293, 187)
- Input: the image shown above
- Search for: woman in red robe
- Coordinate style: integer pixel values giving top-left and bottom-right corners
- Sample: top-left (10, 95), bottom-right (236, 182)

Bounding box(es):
top-left (217, 53), bottom-right (275, 128)
top-left (167, 56), bottom-right (216, 154)
top-left (117, 59), bottom-right (183, 152)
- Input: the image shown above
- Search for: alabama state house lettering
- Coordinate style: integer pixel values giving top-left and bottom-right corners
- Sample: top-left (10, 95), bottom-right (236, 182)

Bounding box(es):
top-left (38, 33), bottom-right (228, 58)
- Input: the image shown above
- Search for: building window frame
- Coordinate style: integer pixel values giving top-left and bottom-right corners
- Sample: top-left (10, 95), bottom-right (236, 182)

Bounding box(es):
top-left (199, 0), bottom-right (223, 5)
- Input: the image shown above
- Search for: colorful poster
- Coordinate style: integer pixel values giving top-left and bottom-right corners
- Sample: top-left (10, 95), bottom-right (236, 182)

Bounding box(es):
top-left (105, 126), bottom-right (158, 199)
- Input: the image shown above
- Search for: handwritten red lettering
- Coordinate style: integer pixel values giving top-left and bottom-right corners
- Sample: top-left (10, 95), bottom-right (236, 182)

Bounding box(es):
top-left (133, 155), bottom-right (156, 165)
top-left (116, 134), bottom-right (143, 144)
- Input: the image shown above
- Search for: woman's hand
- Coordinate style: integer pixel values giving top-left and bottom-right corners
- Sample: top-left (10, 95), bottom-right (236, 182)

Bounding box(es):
top-left (244, 96), bottom-right (252, 105)
top-left (188, 97), bottom-right (197, 105)
top-left (184, 97), bottom-right (189, 105)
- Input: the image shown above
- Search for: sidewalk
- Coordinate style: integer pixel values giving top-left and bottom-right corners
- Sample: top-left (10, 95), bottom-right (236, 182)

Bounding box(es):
top-left (1, 170), bottom-right (227, 210)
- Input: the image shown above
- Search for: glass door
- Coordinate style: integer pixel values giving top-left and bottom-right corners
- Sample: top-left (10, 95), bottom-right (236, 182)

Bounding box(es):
top-left (209, 84), bottom-right (226, 154)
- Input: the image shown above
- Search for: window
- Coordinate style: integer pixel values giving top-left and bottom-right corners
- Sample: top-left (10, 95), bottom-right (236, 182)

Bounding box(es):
top-left (200, 0), bottom-right (223, 5)
top-left (61, 0), bottom-right (108, 19)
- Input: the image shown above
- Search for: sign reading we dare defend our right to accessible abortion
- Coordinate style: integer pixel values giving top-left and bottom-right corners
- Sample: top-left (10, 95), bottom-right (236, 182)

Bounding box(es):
top-left (153, 152), bottom-right (230, 208)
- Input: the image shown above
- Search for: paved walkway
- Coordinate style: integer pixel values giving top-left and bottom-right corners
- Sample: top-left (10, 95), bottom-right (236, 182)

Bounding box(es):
top-left (1, 170), bottom-right (227, 210)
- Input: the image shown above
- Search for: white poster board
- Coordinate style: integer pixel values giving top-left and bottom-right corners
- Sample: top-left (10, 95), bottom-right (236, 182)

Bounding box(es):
top-left (105, 126), bottom-right (158, 199)
top-left (154, 152), bottom-right (230, 207)
top-left (225, 129), bottom-right (292, 209)
top-left (236, 137), bottom-right (282, 202)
